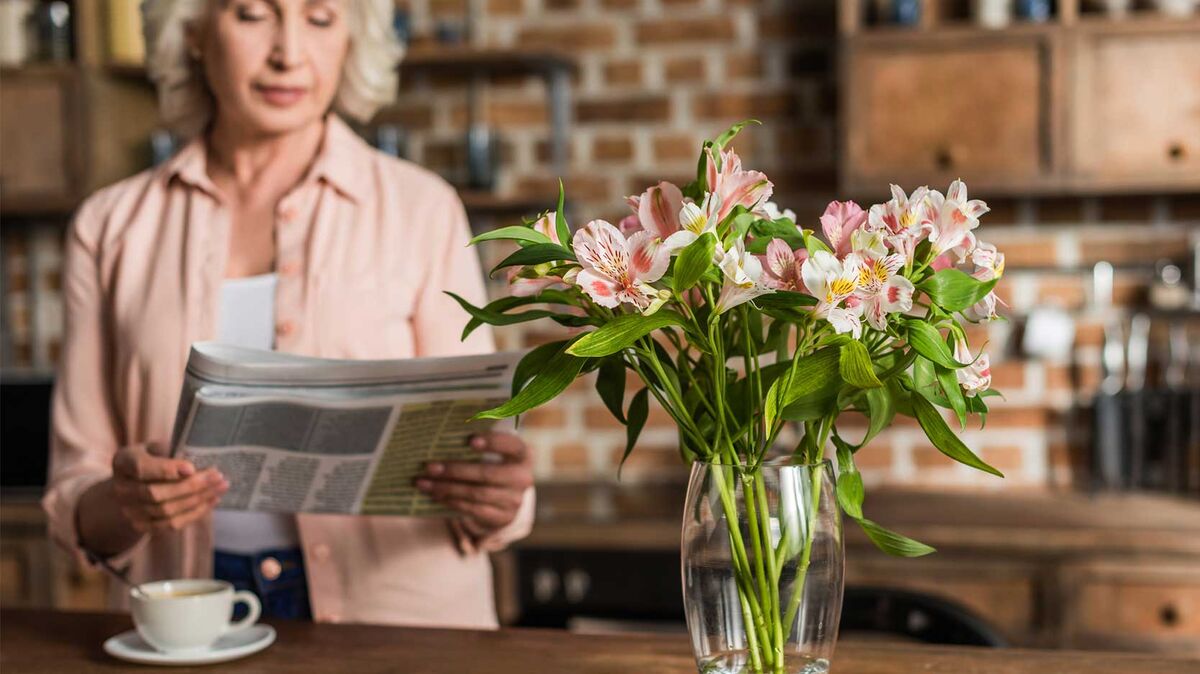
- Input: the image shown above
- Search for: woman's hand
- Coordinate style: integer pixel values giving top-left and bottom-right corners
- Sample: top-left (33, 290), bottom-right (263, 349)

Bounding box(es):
top-left (416, 432), bottom-right (532, 539)
top-left (111, 444), bottom-right (228, 533)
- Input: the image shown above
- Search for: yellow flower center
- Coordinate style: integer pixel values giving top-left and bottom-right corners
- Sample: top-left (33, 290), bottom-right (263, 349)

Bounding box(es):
top-left (900, 211), bottom-right (916, 228)
top-left (829, 278), bottom-right (856, 299)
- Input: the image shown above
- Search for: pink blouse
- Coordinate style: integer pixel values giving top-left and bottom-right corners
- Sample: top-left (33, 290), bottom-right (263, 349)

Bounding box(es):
top-left (42, 115), bottom-right (533, 627)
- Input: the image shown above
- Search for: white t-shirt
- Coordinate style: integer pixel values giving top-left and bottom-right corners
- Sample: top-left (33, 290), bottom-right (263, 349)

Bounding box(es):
top-left (211, 273), bottom-right (301, 554)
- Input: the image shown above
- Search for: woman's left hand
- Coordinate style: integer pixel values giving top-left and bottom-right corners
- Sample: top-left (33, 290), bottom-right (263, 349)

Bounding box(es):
top-left (416, 432), bottom-right (532, 538)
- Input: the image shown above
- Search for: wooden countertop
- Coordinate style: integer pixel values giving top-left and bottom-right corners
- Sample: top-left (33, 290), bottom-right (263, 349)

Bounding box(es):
top-left (523, 485), bottom-right (1200, 557)
top-left (2, 609), bottom-right (1197, 673)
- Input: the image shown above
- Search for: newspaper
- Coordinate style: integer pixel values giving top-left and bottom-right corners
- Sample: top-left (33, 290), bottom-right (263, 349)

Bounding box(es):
top-left (170, 343), bottom-right (520, 517)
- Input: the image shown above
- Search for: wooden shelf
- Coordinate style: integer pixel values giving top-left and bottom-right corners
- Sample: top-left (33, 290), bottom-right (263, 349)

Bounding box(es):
top-left (0, 195), bottom-right (80, 218)
top-left (401, 46), bottom-right (575, 78)
top-left (100, 46), bottom-right (578, 83)
top-left (104, 61), bottom-right (150, 82)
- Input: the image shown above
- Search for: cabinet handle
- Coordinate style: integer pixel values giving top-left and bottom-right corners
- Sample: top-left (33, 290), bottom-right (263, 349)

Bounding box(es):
top-left (1167, 143), bottom-right (1186, 161)
top-left (935, 147), bottom-right (954, 171)
top-left (532, 568), bottom-right (559, 604)
top-left (1159, 603), bottom-right (1180, 627)
top-left (564, 569), bottom-right (591, 604)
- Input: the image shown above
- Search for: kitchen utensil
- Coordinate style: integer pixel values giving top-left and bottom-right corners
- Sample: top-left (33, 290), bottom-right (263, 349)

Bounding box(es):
top-left (1093, 262), bottom-right (1126, 489)
top-left (973, 0), bottom-right (1012, 28)
top-left (1125, 313), bottom-right (1150, 488)
top-left (86, 549), bottom-right (150, 600)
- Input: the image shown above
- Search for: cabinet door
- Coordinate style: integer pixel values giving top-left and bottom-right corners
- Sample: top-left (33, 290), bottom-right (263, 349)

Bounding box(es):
top-left (1061, 559), bottom-right (1200, 655)
top-left (1071, 30), bottom-right (1200, 190)
top-left (844, 39), bottom-right (1049, 194)
top-left (0, 68), bottom-right (81, 213)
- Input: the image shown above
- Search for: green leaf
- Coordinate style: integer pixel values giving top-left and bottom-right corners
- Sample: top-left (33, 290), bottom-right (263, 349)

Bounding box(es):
top-left (772, 347), bottom-right (845, 424)
top-left (711, 119), bottom-right (760, 152)
top-left (863, 385), bottom-right (895, 447)
top-left (801, 229), bottom-right (832, 255)
top-left (919, 269), bottom-right (998, 312)
top-left (554, 179), bottom-right (571, 247)
top-left (460, 290), bottom-right (579, 338)
top-left (855, 518), bottom-right (936, 557)
top-left (935, 364), bottom-right (968, 430)
top-left (910, 392), bottom-right (1004, 477)
top-left (595, 358), bottom-right (627, 424)
top-left (839, 340), bottom-right (883, 389)
top-left (834, 437), bottom-right (864, 520)
top-left (904, 320), bottom-right (966, 370)
top-left (567, 311), bottom-right (687, 358)
top-left (754, 291), bottom-right (817, 309)
top-left (445, 292), bottom-right (561, 339)
top-left (511, 341), bottom-right (570, 398)
top-left (617, 388), bottom-right (650, 479)
top-left (469, 225), bottom-right (553, 247)
top-left (475, 347), bottom-right (585, 420)
top-left (673, 232), bottom-right (716, 292)
top-left (490, 243), bottom-right (576, 276)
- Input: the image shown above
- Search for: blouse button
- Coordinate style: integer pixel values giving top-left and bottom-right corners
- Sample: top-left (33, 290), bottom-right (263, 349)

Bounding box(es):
top-left (311, 543), bottom-right (331, 562)
top-left (275, 320), bottom-right (295, 338)
top-left (278, 260), bottom-right (299, 276)
top-left (259, 556), bottom-right (282, 581)
top-left (278, 206), bottom-right (298, 223)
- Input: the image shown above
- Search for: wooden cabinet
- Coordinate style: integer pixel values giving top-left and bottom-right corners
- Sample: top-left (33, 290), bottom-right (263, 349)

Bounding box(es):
top-left (0, 67), bottom-right (83, 214)
top-left (838, 1), bottom-right (1200, 196)
top-left (1070, 26), bottom-right (1200, 190)
top-left (518, 485), bottom-right (1200, 654)
top-left (846, 554), bottom-right (1040, 643)
top-left (1061, 559), bottom-right (1200, 654)
top-left (844, 38), bottom-right (1051, 194)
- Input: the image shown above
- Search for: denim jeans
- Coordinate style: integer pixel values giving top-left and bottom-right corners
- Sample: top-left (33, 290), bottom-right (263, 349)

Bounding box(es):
top-left (213, 547), bottom-right (312, 621)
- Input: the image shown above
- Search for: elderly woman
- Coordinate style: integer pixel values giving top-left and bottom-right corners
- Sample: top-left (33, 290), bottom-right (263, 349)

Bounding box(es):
top-left (42, 0), bottom-right (534, 627)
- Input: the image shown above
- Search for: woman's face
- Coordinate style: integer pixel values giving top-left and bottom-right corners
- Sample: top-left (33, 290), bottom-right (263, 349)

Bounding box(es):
top-left (195, 0), bottom-right (350, 136)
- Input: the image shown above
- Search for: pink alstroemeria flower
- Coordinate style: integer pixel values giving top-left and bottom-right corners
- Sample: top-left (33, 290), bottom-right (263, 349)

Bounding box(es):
top-left (759, 238), bottom-right (808, 292)
top-left (847, 251), bottom-right (914, 332)
top-left (714, 238), bottom-right (775, 314)
top-left (706, 147), bottom-right (774, 223)
top-left (634, 181), bottom-right (685, 240)
top-left (572, 219), bottom-right (670, 311)
top-left (954, 337), bottom-right (992, 395)
top-left (843, 225), bottom-right (912, 331)
top-left (801, 250), bottom-right (862, 337)
top-left (962, 241), bottom-right (1006, 322)
top-left (926, 180), bottom-right (990, 262)
top-left (820, 200), bottom-right (868, 258)
top-left (868, 184), bottom-right (933, 263)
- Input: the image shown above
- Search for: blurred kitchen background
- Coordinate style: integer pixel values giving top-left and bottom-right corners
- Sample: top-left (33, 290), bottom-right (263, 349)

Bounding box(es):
top-left (2, 0), bottom-right (1199, 657)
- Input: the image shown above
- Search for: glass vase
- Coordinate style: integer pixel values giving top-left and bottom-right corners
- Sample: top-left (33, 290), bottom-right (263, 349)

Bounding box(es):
top-left (681, 458), bottom-right (844, 674)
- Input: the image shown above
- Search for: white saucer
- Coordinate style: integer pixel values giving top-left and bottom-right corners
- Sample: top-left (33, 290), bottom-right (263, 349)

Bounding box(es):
top-left (103, 624), bottom-right (275, 666)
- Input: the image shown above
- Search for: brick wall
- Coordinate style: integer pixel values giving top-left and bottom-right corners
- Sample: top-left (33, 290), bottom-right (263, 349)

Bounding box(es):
top-left (392, 0), bottom-right (1200, 489)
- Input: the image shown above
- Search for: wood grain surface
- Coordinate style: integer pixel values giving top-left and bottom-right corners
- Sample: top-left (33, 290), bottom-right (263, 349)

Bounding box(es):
top-left (2, 609), bottom-right (1197, 674)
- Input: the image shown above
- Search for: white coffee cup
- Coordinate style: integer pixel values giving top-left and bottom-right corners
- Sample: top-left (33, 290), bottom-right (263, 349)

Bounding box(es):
top-left (130, 579), bottom-right (261, 654)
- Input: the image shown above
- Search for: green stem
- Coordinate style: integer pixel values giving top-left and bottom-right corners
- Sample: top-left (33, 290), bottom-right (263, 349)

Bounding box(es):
top-left (741, 473), bottom-right (774, 668)
top-left (710, 465), bottom-right (769, 668)
top-left (781, 417), bottom-right (832, 635)
top-left (755, 476), bottom-right (784, 670)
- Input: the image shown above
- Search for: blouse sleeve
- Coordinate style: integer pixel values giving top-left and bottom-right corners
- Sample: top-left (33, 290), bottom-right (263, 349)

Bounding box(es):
top-left (410, 190), bottom-right (535, 554)
top-left (411, 192), bottom-right (496, 357)
top-left (41, 196), bottom-right (147, 569)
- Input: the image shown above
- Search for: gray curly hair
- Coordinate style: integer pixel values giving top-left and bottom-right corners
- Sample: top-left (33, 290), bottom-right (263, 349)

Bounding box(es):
top-left (142, 0), bottom-right (402, 138)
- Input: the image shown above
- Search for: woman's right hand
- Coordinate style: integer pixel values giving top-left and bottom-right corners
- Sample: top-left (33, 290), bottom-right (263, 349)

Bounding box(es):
top-left (111, 444), bottom-right (228, 533)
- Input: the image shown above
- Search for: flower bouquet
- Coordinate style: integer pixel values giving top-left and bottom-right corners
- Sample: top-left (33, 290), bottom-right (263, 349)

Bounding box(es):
top-left (451, 121), bottom-right (1005, 674)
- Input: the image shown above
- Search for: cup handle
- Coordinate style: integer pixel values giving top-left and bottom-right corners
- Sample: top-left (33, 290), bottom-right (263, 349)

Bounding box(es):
top-left (227, 590), bottom-right (261, 634)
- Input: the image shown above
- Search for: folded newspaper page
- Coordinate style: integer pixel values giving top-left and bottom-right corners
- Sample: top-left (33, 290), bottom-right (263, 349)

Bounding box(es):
top-left (170, 343), bottom-right (521, 517)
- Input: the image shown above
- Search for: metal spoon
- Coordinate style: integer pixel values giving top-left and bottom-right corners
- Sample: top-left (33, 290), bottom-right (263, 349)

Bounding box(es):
top-left (85, 549), bottom-right (150, 600)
